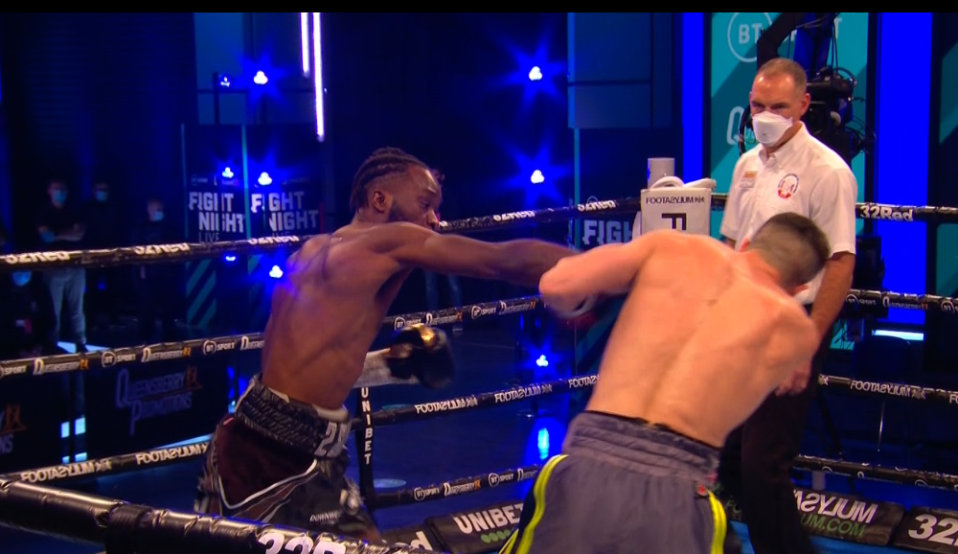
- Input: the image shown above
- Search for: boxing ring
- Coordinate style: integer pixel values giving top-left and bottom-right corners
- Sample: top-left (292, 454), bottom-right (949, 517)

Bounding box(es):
top-left (2, 194), bottom-right (958, 554)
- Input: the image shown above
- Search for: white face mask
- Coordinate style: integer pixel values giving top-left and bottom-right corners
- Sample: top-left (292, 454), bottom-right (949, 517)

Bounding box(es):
top-left (751, 111), bottom-right (794, 146)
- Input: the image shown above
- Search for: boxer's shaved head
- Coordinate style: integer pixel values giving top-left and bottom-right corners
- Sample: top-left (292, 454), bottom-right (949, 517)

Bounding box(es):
top-left (747, 212), bottom-right (830, 289)
top-left (350, 147), bottom-right (434, 212)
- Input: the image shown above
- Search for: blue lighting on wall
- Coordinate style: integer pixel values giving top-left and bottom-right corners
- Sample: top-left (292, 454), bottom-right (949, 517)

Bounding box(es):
top-left (498, 141), bottom-right (566, 207)
top-left (537, 428), bottom-right (550, 460)
top-left (876, 13), bottom-right (931, 325)
top-left (487, 37), bottom-right (564, 108)
top-left (519, 417), bottom-right (566, 496)
top-left (682, 13), bottom-right (704, 182)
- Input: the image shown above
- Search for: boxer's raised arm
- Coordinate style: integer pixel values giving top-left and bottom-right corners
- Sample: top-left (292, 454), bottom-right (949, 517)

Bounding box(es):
top-left (539, 232), bottom-right (659, 311)
top-left (382, 223), bottom-right (572, 288)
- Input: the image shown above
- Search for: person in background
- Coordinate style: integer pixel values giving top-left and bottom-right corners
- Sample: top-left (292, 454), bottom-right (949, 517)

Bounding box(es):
top-left (36, 180), bottom-right (88, 352)
top-left (0, 270), bottom-right (61, 359)
top-left (131, 197), bottom-right (178, 342)
top-left (84, 181), bottom-right (122, 329)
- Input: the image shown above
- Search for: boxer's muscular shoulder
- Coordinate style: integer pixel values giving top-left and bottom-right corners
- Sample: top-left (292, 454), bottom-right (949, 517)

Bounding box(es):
top-left (761, 296), bottom-right (818, 360)
top-left (362, 222), bottom-right (435, 257)
top-left (286, 234), bottom-right (332, 269)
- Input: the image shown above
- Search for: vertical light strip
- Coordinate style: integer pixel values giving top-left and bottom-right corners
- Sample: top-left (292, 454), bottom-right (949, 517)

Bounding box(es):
top-left (681, 12), bottom-right (704, 182)
top-left (875, 12), bottom-right (931, 325)
top-left (312, 12), bottom-right (325, 141)
top-left (300, 13), bottom-right (311, 76)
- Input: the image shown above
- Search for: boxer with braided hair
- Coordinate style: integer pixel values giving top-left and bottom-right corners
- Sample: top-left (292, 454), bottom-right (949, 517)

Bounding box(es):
top-left (196, 147), bottom-right (574, 543)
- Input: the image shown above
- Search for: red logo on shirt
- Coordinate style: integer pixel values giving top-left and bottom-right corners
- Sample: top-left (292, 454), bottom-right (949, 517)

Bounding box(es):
top-left (777, 174), bottom-right (800, 199)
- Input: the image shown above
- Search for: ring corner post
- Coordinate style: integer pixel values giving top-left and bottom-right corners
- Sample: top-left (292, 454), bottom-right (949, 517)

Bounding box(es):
top-left (354, 387), bottom-right (377, 510)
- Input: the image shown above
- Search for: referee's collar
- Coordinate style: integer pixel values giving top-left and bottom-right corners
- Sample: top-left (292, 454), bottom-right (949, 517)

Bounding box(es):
top-left (759, 123), bottom-right (809, 167)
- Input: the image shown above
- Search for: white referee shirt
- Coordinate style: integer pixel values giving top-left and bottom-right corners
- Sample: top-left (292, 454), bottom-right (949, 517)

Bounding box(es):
top-left (720, 124), bottom-right (858, 305)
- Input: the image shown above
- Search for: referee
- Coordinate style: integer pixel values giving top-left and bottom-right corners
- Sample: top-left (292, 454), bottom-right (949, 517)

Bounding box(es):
top-left (717, 57), bottom-right (858, 554)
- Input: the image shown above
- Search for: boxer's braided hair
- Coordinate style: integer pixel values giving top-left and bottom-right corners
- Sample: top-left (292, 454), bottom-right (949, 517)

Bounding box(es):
top-left (350, 147), bottom-right (433, 212)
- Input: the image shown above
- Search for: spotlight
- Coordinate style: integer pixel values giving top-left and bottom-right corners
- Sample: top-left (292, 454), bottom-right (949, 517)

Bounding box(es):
top-left (269, 265), bottom-right (283, 279)
top-left (222, 167), bottom-right (234, 179)
top-left (535, 354), bottom-right (549, 368)
top-left (530, 170), bottom-right (544, 184)
top-left (258, 172), bottom-right (273, 186)
top-left (253, 71), bottom-right (268, 85)
top-left (224, 255), bottom-right (236, 263)
top-left (529, 66), bottom-right (543, 81)
top-left (219, 75), bottom-right (231, 88)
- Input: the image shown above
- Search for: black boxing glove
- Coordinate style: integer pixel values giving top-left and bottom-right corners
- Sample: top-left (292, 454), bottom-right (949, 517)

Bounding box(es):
top-left (384, 324), bottom-right (455, 389)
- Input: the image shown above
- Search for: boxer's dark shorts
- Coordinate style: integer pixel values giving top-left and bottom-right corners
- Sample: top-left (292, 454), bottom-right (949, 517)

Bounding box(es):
top-left (501, 411), bottom-right (726, 554)
top-left (195, 374), bottom-right (376, 537)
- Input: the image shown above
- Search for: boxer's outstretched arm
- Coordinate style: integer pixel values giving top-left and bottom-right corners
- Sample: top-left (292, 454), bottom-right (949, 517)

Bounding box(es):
top-left (539, 232), bottom-right (659, 311)
top-left (383, 223), bottom-right (572, 288)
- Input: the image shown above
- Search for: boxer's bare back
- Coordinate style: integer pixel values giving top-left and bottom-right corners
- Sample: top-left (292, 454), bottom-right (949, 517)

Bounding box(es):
top-left (545, 231), bottom-right (820, 447)
top-left (261, 168), bottom-right (573, 410)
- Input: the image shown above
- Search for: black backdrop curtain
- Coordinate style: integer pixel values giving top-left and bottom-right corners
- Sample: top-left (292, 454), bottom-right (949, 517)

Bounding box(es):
top-left (0, 12), bottom-right (198, 251)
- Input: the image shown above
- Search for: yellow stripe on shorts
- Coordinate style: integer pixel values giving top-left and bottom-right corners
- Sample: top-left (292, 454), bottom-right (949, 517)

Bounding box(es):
top-left (708, 490), bottom-right (728, 554)
top-left (498, 454), bottom-right (568, 554)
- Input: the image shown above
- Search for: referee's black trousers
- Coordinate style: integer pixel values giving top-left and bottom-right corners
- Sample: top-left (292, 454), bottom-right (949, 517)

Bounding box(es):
top-left (718, 306), bottom-right (830, 554)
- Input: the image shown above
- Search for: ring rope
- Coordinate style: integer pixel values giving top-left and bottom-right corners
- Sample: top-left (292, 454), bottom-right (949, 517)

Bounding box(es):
top-left (0, 479), bottom-right (438, 554)
top-left (0, 194), bottom-right (951, 272)
top-left (2, 287), bottom-right (955, 378)
top-left (0, 192), bottom-right (949, 549)
top-left (0, 375), bottom-right (595, 485)
top-left (793, 455), bottom-right (958, 493)
top-left (373, 454), bottom-right (958, 508)
top-left (372, 463), bottom-right (544, 509)
top-left (0, 296), bottom-right (541, 378)
top-left (5, 370), bottom-right (955, 486)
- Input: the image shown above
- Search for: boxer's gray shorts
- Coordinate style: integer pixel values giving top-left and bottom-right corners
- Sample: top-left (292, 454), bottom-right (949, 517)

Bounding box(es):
top-left (501, 410), bottom-right (727, 554)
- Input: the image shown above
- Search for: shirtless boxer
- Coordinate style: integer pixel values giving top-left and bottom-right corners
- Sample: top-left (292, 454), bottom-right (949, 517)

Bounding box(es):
top-left (195, 147), bottom-right (573, 541)
top-left (500, 212), bottom-right (830, 554)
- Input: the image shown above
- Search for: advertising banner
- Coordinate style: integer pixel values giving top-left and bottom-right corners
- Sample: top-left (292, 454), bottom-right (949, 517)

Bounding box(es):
top-left (893, 506), bottom-right (958, 553)
top-left (427, 500), bottom-right (525, 554)
top-left (83, 357), bottom-right (229, 458)
top-left (245, 125), bottom-right (323, 239)
top-left (382, 525), bottom-right (443, 553)
top-left (183, 124), bottom-right (249, 244)
top-left (0, 377), bottom-right (63, 473)
top-left (721, 486), bottom-right (904, 546)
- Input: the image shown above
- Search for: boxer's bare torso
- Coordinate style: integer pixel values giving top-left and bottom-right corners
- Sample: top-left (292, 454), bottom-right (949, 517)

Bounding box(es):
top-left (260, 225), bottom-right (410, 411)
top-left (261, 222), bottom-right (573, 410)
top-left (586, 232), bottom-right (819, 447)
